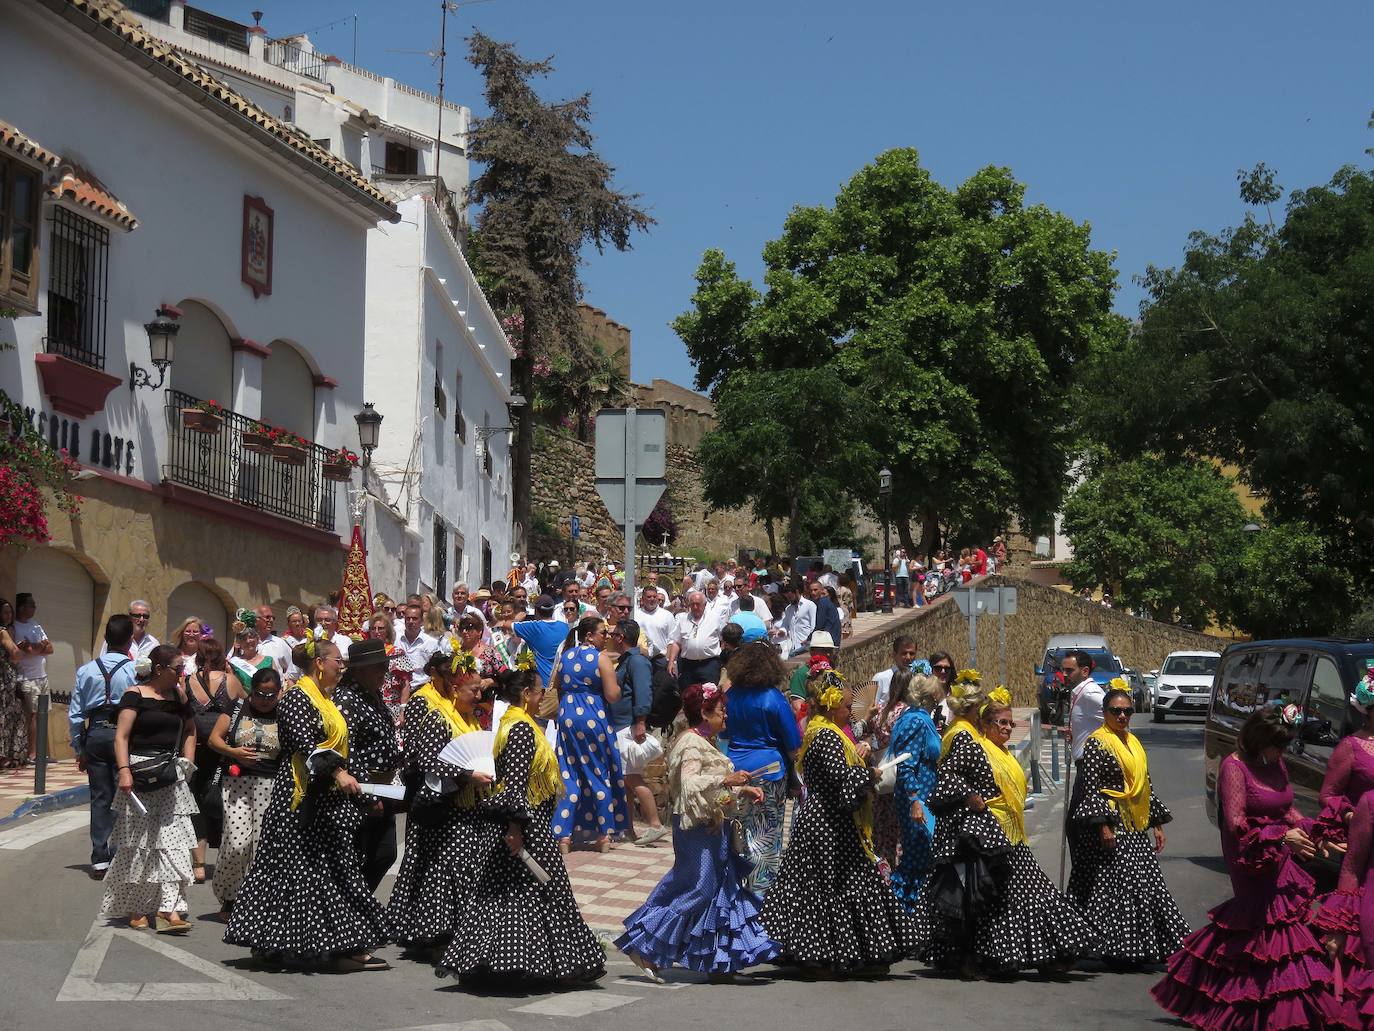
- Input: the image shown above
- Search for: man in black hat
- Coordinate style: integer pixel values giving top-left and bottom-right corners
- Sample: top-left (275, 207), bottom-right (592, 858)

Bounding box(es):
top-left (334, 638), bottom-right (403, 891)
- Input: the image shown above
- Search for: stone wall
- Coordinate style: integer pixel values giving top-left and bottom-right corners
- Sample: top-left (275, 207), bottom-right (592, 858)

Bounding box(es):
top-left (529, 428), bottom-right (773, 565)
top-left (788, 574), bottom-right (1229, 708)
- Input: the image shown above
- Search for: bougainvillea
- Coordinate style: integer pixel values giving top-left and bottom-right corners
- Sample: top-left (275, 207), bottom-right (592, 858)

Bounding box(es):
top-left (0, 398), bottom-right (84, 547)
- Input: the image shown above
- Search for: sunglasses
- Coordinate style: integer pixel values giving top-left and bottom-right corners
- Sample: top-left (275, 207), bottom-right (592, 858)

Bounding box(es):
top-left (932, 665), bottom-right (953, 674)
top-left (1106, 707), bottom-right (1134, 717)
top-left (991, 718), bottom-right (1015, 728)
top-left (128, 613), bottom-right (150, 621)
top-left (614, 603), bottom-right (631, 610)
top-left (253, 688), bottom-right (281, 699)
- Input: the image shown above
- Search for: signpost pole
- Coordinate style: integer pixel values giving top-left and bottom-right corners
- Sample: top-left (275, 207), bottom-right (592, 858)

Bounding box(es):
top-left (968, 607), bottom-right (978, 671)
top-left (622, 408), bottom-right (637, 599)
top-left (998, 595), bottom-right (1008, 688)
top-left (569, 513), bottom-right (578, 569)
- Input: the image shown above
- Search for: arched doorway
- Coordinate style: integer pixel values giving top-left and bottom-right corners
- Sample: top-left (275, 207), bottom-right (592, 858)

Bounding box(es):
top-left (166, 581), bottom-right (230, 649)
top-left (15, 548), bottom-right (97, 758)
top-left (260, 341), bottom-right (316, 441)
top-left (170, 301), bottom-right (233, 406)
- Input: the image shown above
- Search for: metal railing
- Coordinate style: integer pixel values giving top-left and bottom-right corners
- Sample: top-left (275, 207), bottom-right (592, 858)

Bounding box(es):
top-left (183, 5), bottom-right (249, 52)
top-left (163, 389), bottom-right (338, 532)
top-left (265, 39), bottom-right (329, 82)
top-left (45, 207), bottom-right (110, 370)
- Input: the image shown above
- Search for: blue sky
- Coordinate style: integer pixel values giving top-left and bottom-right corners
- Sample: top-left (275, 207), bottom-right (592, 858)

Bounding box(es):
top-left (245, 1), bottom-right (1374, 389)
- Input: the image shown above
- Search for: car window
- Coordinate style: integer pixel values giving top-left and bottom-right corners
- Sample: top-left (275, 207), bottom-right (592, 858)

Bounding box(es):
top-left (1297, 655), bottom-right (1348, 759)
top-left (1214, 651), bottom-right (1261, 722)
top-left (1260, 649), bottom-right (1313, 709)
top-left (1163, 655), bottom-right (1219, 676)
top-left (1086, 651), bottom-right (1121, 674)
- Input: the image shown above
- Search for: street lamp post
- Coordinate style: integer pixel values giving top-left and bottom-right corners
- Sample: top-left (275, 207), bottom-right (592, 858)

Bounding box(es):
top-left (354, 402), bottom-right (383, 467)
top-left (879, 466), bottom-right (893, 614)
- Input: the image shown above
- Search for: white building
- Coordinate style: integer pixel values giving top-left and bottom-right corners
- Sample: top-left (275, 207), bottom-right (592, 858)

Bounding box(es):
top-left (362, 186), bottom-right (516, 600)
top-left (0, 0), bottom-right (398, 752)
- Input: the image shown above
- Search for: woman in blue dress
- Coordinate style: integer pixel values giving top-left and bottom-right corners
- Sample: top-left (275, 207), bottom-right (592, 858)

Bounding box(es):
top-left (888, 674), bottom-right (945, 908)
top-left (552, 615), bottom-right (628, 852)
top-left (724, 642), bottom-right (802, 893)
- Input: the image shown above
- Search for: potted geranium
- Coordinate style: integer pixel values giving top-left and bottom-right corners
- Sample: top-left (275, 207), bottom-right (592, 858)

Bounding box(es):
top-left (181, 398), bottom-right (224, 434)
top-left (269, 427), bottom-right (309, 465)
top-left (241, 419), bottom-right (273, 454)
top-left (322, 446), bottom-right (359, 481)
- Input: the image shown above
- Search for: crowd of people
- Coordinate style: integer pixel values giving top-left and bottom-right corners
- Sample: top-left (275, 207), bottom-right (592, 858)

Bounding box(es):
top-left (20, 545), bottom-right (1374, 1023)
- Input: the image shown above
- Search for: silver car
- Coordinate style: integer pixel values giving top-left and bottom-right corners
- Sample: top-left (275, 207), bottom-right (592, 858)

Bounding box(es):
top-left (1152, 651), bottom-right (1221, 722)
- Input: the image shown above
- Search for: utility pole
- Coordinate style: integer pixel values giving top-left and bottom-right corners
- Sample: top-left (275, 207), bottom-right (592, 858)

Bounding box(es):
top-left (434, 1), bottom-right (456, 191)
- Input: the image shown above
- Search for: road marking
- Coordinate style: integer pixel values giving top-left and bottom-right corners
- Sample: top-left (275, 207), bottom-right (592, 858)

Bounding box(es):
top-left (613, 975), bottom-right (692, 990)
top-left (512, 992), bottom-right (639, 1017)
top-left (57, 921), bottom-right (290, 1002)
top-left (381, 1023), bottom-right (514, 1031)
top-left (0, 809), bottom-right (88, 850)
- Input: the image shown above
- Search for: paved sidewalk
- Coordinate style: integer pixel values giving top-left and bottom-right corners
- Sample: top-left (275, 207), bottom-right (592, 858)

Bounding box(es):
top-left (0, 760), bottom-right (86, 825)
top-left (564, 839), bottom-right (675, 932)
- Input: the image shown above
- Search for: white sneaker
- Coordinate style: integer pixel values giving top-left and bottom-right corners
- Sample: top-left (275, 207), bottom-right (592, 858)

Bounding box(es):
top-left (634, 826), bottom-right (668, 847)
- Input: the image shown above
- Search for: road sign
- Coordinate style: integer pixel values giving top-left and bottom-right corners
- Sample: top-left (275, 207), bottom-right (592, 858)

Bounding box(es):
top-left (952, 586), bottom-right (1018, 616)
top-left (570, 514), bottom-right (581, 539)
top-left (594, 408), bottom-right (667, 598)
top-left (822, 548), bottom-right (851, 573)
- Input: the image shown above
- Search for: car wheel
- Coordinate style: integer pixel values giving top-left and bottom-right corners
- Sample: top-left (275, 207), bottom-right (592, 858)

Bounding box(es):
top-left (1152, 707), bottom-right (1165, 724)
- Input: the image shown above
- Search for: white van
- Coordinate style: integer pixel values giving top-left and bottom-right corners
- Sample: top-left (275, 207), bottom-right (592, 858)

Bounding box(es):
top-left (1151, 650), bottom-right (1221, 722)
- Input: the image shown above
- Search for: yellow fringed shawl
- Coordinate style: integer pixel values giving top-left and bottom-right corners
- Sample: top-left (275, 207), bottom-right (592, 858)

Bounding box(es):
top-left (495, 705), bottom-right (562, 807)
top-left (980, 737), bottom-right (1028, 845)
top-left (1089, 725), bottom-right (1152, 832)
top-left (290, 675), bottom-right (348, 811)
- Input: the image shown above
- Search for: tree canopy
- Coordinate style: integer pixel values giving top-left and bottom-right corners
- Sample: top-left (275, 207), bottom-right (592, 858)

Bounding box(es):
top-left (675, 149), bottom-right (1123, 556)
top-left (465, 32), bottom-right (651, 552)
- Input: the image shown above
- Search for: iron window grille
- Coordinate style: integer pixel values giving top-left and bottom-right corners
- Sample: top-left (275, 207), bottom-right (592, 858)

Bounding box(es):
top-left (183, 5), bottom-right (249, 51)
top-left (45, 207), bottom-right (109, 369)
top-left (433, 517), bottom-right (448, 598)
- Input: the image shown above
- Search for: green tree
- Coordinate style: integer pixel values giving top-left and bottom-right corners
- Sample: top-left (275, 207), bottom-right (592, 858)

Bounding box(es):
top-left (1061, 455), bottom-right (1247, 628)
top-left (675, 149), bottom-right (1123, 556)
top-left (465, 33), bottom-right (652, 554)
top-left (1089, 152), bottom-right (1374, 588)
top-left (1227, 522), bottom-right (1354, 639)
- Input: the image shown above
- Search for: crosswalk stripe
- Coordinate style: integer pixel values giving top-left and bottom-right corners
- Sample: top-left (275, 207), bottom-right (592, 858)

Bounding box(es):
top-left (512, 992), bottom-right (639, 1017)
top-left (0, 810), bottom-right (88, 850)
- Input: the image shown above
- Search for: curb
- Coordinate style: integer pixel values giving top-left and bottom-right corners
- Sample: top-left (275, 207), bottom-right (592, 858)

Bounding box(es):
top-left (0, 783), bottom-right (90, 829)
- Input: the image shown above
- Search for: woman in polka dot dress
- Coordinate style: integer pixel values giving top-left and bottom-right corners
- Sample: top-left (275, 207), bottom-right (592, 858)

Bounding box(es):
top-left (1068, 686), bottom-right (1188, 968)
top-left (551, 616), bottom-right (628, 852)
top-left (441, 665), bottom-right (605, 984)
top-left (223, 639), bottom-right (391, 971)
top-left (387, 644), bottom-right (500, 953)
top-left (761, 669), bottom-right (919, 976)
top-left (914, 687), bottom-right (1096, 979)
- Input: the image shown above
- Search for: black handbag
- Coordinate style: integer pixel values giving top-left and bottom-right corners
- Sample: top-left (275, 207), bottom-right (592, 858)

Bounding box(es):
top-left (128, 752), bottom-right (179, 790)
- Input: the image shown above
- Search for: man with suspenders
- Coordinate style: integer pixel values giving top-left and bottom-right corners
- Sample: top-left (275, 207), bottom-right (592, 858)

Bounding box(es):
top-left (69, 615), bottom-right (138, 877)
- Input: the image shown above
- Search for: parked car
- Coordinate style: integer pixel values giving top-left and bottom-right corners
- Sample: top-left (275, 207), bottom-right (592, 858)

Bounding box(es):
top-left (1152, 651), bottom-right (1221, 723)
top-left (1036, 633), bottom-right (1124, 726)
top-left (1121, 668), bottom-right (1151, 713)
top-left (1203, 639), bottom-right (1374, 840)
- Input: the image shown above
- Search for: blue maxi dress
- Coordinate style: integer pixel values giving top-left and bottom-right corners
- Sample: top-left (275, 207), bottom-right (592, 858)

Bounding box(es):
top-left (889, 706), bottom-right (942, 908)
top-left (551, 644), bottom-right (629, 842)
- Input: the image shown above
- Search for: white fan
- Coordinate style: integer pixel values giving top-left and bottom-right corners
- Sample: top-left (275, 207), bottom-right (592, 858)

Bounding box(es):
top-left (438, 730), bottom-right (497, 779)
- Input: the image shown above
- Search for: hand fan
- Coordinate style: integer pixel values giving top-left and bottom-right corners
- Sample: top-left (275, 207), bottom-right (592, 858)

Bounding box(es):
top-left (438, 730), bottom-right (497, 779)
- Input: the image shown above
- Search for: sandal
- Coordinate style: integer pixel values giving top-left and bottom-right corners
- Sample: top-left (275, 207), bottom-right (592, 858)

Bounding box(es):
top-left (625, 952), bottom-right (664, 984)
top-left (128, 915), bottom-right (150, 931)
top-left (155, 913), bottom-right (191, 935)
top-left (336, 953), bottom-right (390, 973)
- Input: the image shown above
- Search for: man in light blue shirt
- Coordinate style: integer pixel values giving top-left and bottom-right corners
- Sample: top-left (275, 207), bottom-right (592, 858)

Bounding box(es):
top-left (69, 614), bottom-right (138, 876)
top-left (507, 595), bottom-right (568, 693)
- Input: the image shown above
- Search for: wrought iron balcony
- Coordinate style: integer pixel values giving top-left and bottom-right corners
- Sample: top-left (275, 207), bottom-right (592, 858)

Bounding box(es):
top-left (163, 389), bottom-right (339, 532)
top-left (265, 40), bottom-right (329, 82)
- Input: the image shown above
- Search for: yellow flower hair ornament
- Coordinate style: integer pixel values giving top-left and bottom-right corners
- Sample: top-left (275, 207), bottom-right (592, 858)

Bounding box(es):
top-left (954, 668), bottom-right (982, 685)
top-left (819, 685), bottom-right (845, 710)
top-left (514, 649), bottom-right (535, 673)
top-left (434, 634), bottom-right (478, 676)
top-left (979, 685), bottom-right (1012, 719)
top-left (1108, 676), bottom-right (1129, 693)
top-left (304, 625), bottom-right (331, 659)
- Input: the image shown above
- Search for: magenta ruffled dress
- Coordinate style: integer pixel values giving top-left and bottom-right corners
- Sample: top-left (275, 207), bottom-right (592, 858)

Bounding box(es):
top-left (1151, 754), bottom-right (1355, 1031)
top-left (1315, 736), bottom-right (1374, 847)
top-left (1312, 793), bottom-right (1374, 1024)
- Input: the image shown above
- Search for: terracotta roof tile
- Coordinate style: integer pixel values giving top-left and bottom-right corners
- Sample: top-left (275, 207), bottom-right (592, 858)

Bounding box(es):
top-left (0, 119), bottom-right (62, 169)
top-left (47, 162), bottom-right (139, 231)
top-left (40, 0), bottom-right (396, 219)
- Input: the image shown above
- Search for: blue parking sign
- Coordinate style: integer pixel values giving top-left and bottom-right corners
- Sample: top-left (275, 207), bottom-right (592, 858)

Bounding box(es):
top-left (570, 515), bottom-right (581, 539)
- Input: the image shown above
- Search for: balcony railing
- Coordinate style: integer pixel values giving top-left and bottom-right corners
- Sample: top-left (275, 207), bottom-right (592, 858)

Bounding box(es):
top-left (265, 40), bottom-right (329, 82)
top-left (163, 390), bottom-right (338, 532)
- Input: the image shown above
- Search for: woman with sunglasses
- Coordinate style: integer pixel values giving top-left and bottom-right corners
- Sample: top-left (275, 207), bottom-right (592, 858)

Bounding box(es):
top-left (1068, 686), bottom-right (1188, 969)
top-left (208, 668), bottom-right (283, 919)
top-left (928, 652), bottom-right (955, 730)
top-left (551, 616), bottom-right (627, 854)
top-left (915, 687), bottom-right (1096, 979)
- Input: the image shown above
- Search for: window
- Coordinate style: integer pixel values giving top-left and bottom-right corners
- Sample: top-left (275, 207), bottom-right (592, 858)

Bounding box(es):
top-left (433, 370), bottom-right (447, 417)
top-left (385, 141), bottom-right (418, 176)
top-left (1298, 656), bottom-right (1348, 759)
top-left (313, 138), bottom-right (331, 153)
top-left (454, 371), bottom-right (465, 441)
top-left (1214, 650), bottom-right (1261, 723)
top-left (1260, 648), bottom-right (1313, 709)
top-left (433, 516), bottom-right (448, 598)
top-left (46, 207), bottom-right (110, 368)
top-left (183, 5), bottom-right (249, 51)
top-left (481, 538), bottom-right (492, 590)
top-left (284, 104), bottom-right (293, 123)
top-left (0, 155), bottom-right (41, 309)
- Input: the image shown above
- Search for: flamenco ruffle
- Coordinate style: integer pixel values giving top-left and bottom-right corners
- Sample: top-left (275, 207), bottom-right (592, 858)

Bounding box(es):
top-left (387, 813), bottom-right (498, 946)
top-left (1314, 796), bottom-right (1353, 847)
top-left (763, 878), bottom-right (918, 970)
top-left (1235, 822), bottom-right (1290, 872)
top-left (441, 878), bottom-right (605, 981)
top-left (616, 885), bottom-right (779, 974)
top-left (1150, 859), bottom-right (1356, 1031)
top-left (1312, 889), bottom-right (1365, 968)
top-left (970, 845), bottom-right (1099, 971)
top-left (1342, 968), bottom-right (1374, 1024)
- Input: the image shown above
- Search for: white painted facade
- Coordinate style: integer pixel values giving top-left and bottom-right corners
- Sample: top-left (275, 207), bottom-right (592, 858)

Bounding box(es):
top-left (363, 189), bottom-right (516, 599)
top-left (0, 0), bottom-right (391, 535)
top-left (128, 1), bottom-right (471, 198)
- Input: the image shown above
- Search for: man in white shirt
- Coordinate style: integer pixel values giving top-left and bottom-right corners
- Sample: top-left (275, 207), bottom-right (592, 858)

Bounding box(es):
top-left (254, 604), bottom-right (293, 675)
top-left (777, 580), bottom-right (816, 658)
top-left (521, 563), bottom-right (540, 598)
top-left (702, 578), bottom-right (731, 628)
top-left (13, 592), bottom-right (52, 764)
top-left (127, 598), bottom-right (160, 660)
top-left (633, 587), bottom-right (675, 665)
top-left (554, 581), bottom-right (594, 624)
top-left (666, 590), bottom-right (723, 692)
top-left (448, 583), bottom-right (489, 642)
top-left (393, 602), bottom-right (438, 686)
top-left (869, 636), bottom-right (919, 712)
top-left (311, 604), bottom-right (355, 654)
top-left (636, 570), bottom-right (671, 608)
top-left (1065, 650), bottom-right (1104, 761)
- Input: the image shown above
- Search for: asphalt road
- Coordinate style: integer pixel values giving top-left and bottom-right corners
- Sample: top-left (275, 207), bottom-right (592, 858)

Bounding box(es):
top-left (0, 719), bottom-right (1225, 1031)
